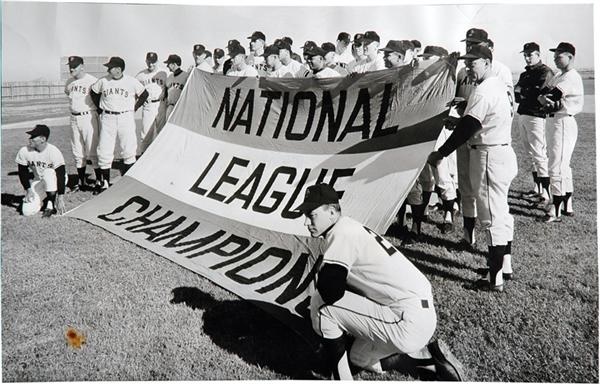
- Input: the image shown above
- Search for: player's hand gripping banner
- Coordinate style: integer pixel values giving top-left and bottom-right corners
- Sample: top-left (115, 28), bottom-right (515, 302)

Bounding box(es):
top-left (68, 55), bottom-right (457, 335)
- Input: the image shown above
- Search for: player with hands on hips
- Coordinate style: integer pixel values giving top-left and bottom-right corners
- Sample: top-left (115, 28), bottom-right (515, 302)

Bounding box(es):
top-left (135, 52), bottom-right (167, 148)
top-left (297, 183), bottom-right (464, 381)
top-left (428, 45), bottom-right (517, 292)
top-left (16, 125), bottom-right (67, 218)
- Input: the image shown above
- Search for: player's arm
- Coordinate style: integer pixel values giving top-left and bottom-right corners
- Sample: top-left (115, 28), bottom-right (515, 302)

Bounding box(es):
top-left (134, 89), bottom-right (149, 112)
top-left (316, 263), bottom-right (348, 305)
top-left (54, 164), bottom-right (67, 214)
top-left (428, 115), bottom-right (481, 165)
top-left (18, 164), bottom-right (32, 191)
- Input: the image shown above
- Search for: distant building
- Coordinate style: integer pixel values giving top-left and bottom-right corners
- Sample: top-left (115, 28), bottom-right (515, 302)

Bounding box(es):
top-left (60, 56), bottom-right (110, 82)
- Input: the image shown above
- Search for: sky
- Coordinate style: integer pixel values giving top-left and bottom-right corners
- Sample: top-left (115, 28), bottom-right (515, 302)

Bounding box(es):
top-left (1, 0), bottom-right (597, 82)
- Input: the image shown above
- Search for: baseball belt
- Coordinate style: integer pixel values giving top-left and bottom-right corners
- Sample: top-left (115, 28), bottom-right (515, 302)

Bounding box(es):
top-left (71, 111), bottom-right (93, 116)
top-left (548, 113), bottom-right (573, 118)
top-left (469, 143), bottom-right (508, 150)
top-left (103, 110), bottom-right (130, 115)
top-left (149, 99), bottom-right (162, 103)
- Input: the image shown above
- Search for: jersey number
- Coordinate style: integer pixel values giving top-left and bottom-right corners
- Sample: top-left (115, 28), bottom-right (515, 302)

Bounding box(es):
top-left (363, 226), bottom-right (397, 256)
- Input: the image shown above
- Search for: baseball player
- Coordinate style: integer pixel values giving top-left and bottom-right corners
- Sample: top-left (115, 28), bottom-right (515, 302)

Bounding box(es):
top-left (321, 42), bottom-right (349, 76)
top-left (380, 40), bottom-right (414, 68)
top-left (306, 46), bottom-right (342, 78)
top-left (191, 44), bottom-right (213, 72)
top-left (334, 32), bottom-right (354, 68)
top-left (16, 125), bottom-right (67, 218)
top-left (64, 55), bottom-right (100, 191)
top-left (514, 42), bottom-right (554, 202)
top-left (90, 56), bottom-right (148, 192)
top-left (428, 45), bottom-right (518, 292)
top-left (226, 45), bottom-right (259, 77)
top-left (213, 48), bottom-right (226, 74)
top-left (164, 54), bottom-right (189, 121)
top-left (274, 39), bottom-right (310, 77)
top-left (346, 34), bottom-right (367, 74)
top-left (263, 44), bottom-right (289, 77)
top-left (411, 40), bottom-right (423, 58)
top-left (301, 40), bottom-right (318, 72)
top-left (537, 42), bottom-right (584, 222)
top-left (281, 36), bottom-right (303, 63)
top-left (454, 28), bottom-right (514, 247)
top-left (223, 40), bottom-right (241, 75)
top-left (296, 183), bottom-right (464, 380)
top-left (135, 52), bottom-right (167, 148)
top-left (247, 31), bottom-right (267, 75)
top-left (350, 31), bottom-right (386, 73)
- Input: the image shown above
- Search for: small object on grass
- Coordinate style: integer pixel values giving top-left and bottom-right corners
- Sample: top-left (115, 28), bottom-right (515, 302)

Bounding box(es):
top-left (65, 326), bottom-right (86, 349)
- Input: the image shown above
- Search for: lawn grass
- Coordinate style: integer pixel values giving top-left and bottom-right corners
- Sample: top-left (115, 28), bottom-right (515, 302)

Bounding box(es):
top-left (1, 105), bottom-right (597, 381)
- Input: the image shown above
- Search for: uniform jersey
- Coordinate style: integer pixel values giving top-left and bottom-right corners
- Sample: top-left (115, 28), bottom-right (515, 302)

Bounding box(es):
top-left (351, 55), bottom-right (386, 73)
top-left (268, 65), bottom-right (294, 78)
top-left (456, 59), bottom-right (514, 103)
top-left (135, 68), bottom-right (167, 101)
top-left (227, 65), bottom-right (259, 77)
top-left (545, 68), bottom-right (584, 115)
top-left (514, 61), bottom-right (554, 117)
top-left (247, 54), bottom-right (267, 73)
top-left (64, 73), bottom-right (98, 113)
top-left (464, 76), bottom-right (513, 146)
top-left (91, 75), bottom-right (145, 112)
top-left (16, 143), bottom-right (65, 180)
top-left (314, 67), bottom-right (342, 79)
top-left (166, 70), bottom-right (190, 106)
top-left (280, 59), bottom-right (309, 78)
top-left (335, 47), bottom-right (354, 66)
top-left (321, 216), bottom-right (433, 305)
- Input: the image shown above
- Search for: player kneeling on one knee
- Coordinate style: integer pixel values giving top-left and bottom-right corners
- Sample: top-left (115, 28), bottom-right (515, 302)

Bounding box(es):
top-left (16, 125), bottom-right (67, 218)
top-left (296, 183), bottom-right (464, 381)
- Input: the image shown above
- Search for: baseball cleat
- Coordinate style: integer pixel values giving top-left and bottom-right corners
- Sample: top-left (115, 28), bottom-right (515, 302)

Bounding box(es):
top-left (473, 278), bottom-right (504, 292)
top-left (542, 215), bottom-right (562, 223)
top-left (476, 268), bottom-right (513, 280)
top-left (561, 210), bottom-right (575, 217)
top-left (427, 339), bottom-right (465, 381)
top-left (42, 208), bottom-right (57, 218)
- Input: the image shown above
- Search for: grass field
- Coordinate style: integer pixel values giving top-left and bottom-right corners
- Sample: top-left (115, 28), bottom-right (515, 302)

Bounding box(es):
top-left (1, 97), bottom-right (598, 381)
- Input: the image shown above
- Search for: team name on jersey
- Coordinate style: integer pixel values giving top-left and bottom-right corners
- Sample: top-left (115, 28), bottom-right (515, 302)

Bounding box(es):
top-left (68, 84), bottom-right (90, 95)
top-left (169, 83), bottom-right (185, 91)
top-left (103, 88), bottom-right (130, 98)
top-left (28, 160), bottom-right (54, 169)
top-left (140, 77), bottom-right (165, 87)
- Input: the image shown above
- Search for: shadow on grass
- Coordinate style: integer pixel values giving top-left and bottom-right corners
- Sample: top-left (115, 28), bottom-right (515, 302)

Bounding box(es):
top-left (509, 207), bottom-right (544, 219)
top-left (1, 193), bottom-right (23, 212)
top-left (169, 286), bottom-right (326, 379)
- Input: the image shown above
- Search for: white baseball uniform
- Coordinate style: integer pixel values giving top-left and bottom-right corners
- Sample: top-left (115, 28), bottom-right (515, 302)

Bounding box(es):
top-left (350, 55), bottom-right (386, 73)
top-left (135, 67), bottom-right (167, 142)
top-left (310, 216), bottom-right (436, 370)
top-left (226, 65), bottom-right (259, 77)
top-left (165, 70), bottom-right (190, 121)
top-left (314, 67), bottom-right (342, 79)
top-left (463, 75), bottom-right (518, 246)
top-left (91, 75), bottom-right (145, 169)
top-left (544, 68), bottom-right (584, 196)
top-left (64, 73), bottom-right (99, 168)
top-left (335, 47), bottom-right (354, 66)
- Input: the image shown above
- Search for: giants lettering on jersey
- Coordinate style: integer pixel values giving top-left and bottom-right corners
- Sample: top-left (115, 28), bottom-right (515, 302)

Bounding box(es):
top-left (169, 83), bottom-right (185, 91)
top-left (103, 88), bottom-right (130, 98)
top-left (68, 84), bottom-right (89, 95)
top-left (28, 160), bottom-right (54, 169)
top-left (140, 77), bottom-right (165, 87)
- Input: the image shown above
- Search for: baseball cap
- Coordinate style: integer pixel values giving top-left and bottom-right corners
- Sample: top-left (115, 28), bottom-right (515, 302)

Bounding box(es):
top-left (146, 52), bottom-right (158, 63)
top-left (321, 42), bottom-right (336, 53)
top-left (67, 56), bottom-right (84, 68)
top-left (550, 42), bottom-right (575, 55)
top-left (379, 40), bottom-right (414, 54)
top-left (213, 48), bottom-right (225, 59)
top-left (27, 124), bottom-right (50, 139)
top-left (461, 28), bottom-right (488, 43)
top-left (295, 183), bottom-right (339, 214)
top-left (337, 32), bottom-right (351, 43)
top-left (458, 45), bottom-right (493, 61)
top-left (362, 30), bottom-right (380, 44)
top-left (411, 39), bottom-right (422, 49)
top-left (193, 44), bottom-right (206, 55)
top-left (302, 40), bottom-right (318, 52)
top-left (164, 54), bottom-right (182, 65)
top-left (104, 56), bottom-right (125, 70)
top-left (263, 44), bottom-right (279, 58)
top-left (275, 38), bottom-right (292, 53)
top-left (282, 36), bottom-right (294, 46)
top-left (248, 31), bottom-right (266, 41)
top-left (228, 39), bottom-right (241, 49)
top-left (520, 42), bottom-right (540, 53)
top-left (353, 33), bottom-right (364, 45)
top-left (229, 45), bottom-right (246, 58)
top-left (419, 45), bottom-right (449, 58)
top-left (305, 46), bottom-right (326, 58)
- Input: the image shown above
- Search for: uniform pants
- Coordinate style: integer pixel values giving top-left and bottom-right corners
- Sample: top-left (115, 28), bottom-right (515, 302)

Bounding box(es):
top-left (22, 169), bottom-right (68, 215)
top-left (98, 111), bottom-right (137, 169)
top-left (70, 111), bottom-right (99, 168)
top-left (517, 114), bottom-right (548, 176)
top-left (457, 143), bottom-right (477, 218)
top-left (311, 291), bottom-right (436, 369)
top-left (470, 145), bottom-right (518, 246)
top-left (433, 128), bottom-right (458, 201)
top-left (141, 101), bottom-right (160, 142)
top-left (546, 115), bottom-right (577, 196)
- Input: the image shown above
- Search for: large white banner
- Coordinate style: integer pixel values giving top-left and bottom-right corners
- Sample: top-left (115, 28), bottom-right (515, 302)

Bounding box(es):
top-left (67, 56), bottom-right (457, 335)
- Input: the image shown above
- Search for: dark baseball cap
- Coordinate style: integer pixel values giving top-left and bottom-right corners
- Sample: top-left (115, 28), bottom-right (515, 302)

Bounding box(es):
top-left (419, 45), bottom-right (449, 58)
top-left (362, 30), bottom-right (380, 44)
top-left (337, 32), bottom-right (351, 43)
top-left (282, 36), bottom-right (294, 46)
top-left (213, 48), bottom-right (225, 59)
top-left (227, 39), bottom-right (241, 49)
top-left (263, 44), bottom-right (279, 58)
top-left (295, 183), bottom-right (339, 214)
top-left (248, 31), bottom-right (266, 41)
top-left (461, 28), bottom-right (488, 43)
top-left (27, 124), bottom-right (50, 139)
top-left (302, 40), bottom-right (318, 52)
top-left (458, 45), bottom-right (493, 61)
top-left (146, 52), bottom-right (158, 63)
top-left (275, 39), bottom-right (292, 53)
top-left (411, 39), bottom-right (422, 48)
top-left (67, 56), bottom-right (84, 68)
top-left (104, 56), bottom-right (125, 70)
top-left (305, 46), bottom-right (326, 58)
top-left (193, 44), bottom-right (206, 55)
top-left (520, 42), bottom-right (540, 53)
top-left (380, 40), bottom-right (414, 54)
top-left (353, 33), bottom-right (364, 45)
top-left (321, 42), bottom-right (336, 53)
top-left (164, 54), bottom-right (182, 65)
top-left (229, 45), bottom-right (246, 58)
top-left (550, 42), bottom-right (575, 55)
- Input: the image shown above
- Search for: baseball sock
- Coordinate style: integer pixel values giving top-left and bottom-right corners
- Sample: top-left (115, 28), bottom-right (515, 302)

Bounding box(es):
top-left (552, 195), bottom-right (563, 217)
top-left (321, 336), bottom-right (352, 380)
top-left (564, 192), bottom-right (573, 213)
top-left (94, 168), bottom-right (102, 183)
top-left (410, 204), bottom-right (424, 234)
top-left (397, 202), bottom-right (407, 228)
top-left (489, 245), bottom-right (504, 287)
top-left (503, 241), bottom-right (513, 274)
top-left (532, 171), bottom-right (539, 193)
top-left (121, 162), bottom-right (134, 175)
top-left (77, 167), bottom-right (86, 186)
top-left (101, 169), bottom-right (111, 186)
top-left (463, 216), bottom-right (475, 243)
top-left (540, 177), bottom-right (551, 201)
top-left (46, 191), bottom-right (57, 210)
top-left (442, 199), bottom-right (454, 224)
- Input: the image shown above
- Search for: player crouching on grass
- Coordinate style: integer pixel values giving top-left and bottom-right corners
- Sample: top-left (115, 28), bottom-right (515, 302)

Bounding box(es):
top-left (16, 125), bottom-right (67, 218)
top-left (296, 183), bottom-right (464, 381)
